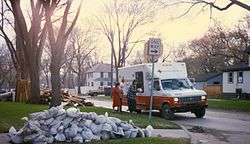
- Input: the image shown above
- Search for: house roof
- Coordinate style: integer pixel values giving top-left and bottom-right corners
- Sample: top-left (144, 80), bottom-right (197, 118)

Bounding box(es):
top-left (223, 62), bottom-right (250, 72)
top-left (193, 73), bottom-right (222, 82)
top-left (86, 63), bottom-right (113, 73)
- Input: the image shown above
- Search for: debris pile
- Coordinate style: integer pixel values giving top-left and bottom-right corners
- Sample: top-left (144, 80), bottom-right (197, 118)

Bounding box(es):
top-left (40, 90), bottom-right (93, 107)
top-left (8, 106), bottom-right (153, 144)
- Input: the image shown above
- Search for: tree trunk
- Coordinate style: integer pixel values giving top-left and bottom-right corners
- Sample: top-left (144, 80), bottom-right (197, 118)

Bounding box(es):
top-left (77, 76), bottom-right (81, 95)
top-left (28, 64), bottom-right (40, 104)
top-left (115, 66), bottom-right (119, 83)
top-left (50, 62), bottom-right (62, 107)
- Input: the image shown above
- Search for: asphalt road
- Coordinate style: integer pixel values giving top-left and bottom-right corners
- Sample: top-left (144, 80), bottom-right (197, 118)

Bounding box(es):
top-left (88, 98), bottom-right (250, 144)
top-left (174, 110), bottom-right (250, 144)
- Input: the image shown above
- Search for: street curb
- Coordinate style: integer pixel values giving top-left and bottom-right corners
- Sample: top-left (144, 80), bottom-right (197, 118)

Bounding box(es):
top-left (172, 122), bottom-right (198, 144)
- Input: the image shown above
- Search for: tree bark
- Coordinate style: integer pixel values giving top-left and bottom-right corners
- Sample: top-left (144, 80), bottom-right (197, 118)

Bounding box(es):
top-left (28, 64), bottom-right (40, 103)
top-left (50, 62), bottom-right (62, 107)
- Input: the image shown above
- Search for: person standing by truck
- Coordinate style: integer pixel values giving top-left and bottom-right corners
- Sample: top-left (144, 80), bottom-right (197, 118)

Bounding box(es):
top-left (127, 80), bottom-right (137, 113)
top-left (112, 83), bottom-right (122, 112)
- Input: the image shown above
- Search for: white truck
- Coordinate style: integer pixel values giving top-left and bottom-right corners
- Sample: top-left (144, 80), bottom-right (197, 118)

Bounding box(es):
top-left (119, 62), bottom-right (207, 119)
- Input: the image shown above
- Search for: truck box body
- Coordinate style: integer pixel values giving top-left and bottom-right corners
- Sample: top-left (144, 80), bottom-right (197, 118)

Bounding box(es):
top-left (119, 62), bottom-right (208, 117)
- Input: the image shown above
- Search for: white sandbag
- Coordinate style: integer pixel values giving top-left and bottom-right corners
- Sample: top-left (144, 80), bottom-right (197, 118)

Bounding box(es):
top-left (56, 108), bottom-right (66, 116)
top-left (55, 133), bottom-right (66, 141)
top-left (66, 107), bottom-right (79, 117)
top-left (46, 135), bottom-right (54, 144)
top-left (81, 128), bottom-right (94, 141)
top-left (45, 117), bottom-right (54, 126)
top-left (144, 125), bottom-right (154, 137)
top-left (88, 112), bottom-right (98, 120)
top-left (100, 131), bottom-right (110, 140)
top-left (120, 123), bottom-right (133, 131)
top-left (23, 133), bottom-right (40, 142)
top-left (73, 134), bottom-right (83, 143)
top-left (113, 127), bottom-right (124, 136)
top-left (130, 129), bottom-right (138, 138)
top-left (57, 125), bottom-right (64, 133)
top-left (108, 117), bottom-right (122, 124)
top-left (55, 113), bottom-right (66, 121)
top-left (64, 123), bottom-right (78, 138)
top-left (28, 121), bottom-right (41, 132)
top-left (50, 122), bottom-right (61, 135)
top-left (102, 123), bottom-right (113, 132)
top-left (48, 107), bottom-right (58, 116)
top-left (90, 123), bottom-right (102, 134)
top-left (50, 119), bottom-right (60, 126)
top-left (62, 117), bottom-right (73, 127)
top-left (29, 112), bottom-right (47, 120)
top-left (84, 120), bottom-right (93, 128)
top-left (95, 115), bottom-right (107, 124)
top-left (124, 130), bottom-right (131, 138)
top-left (137, 129), bottom-right (145, 138)
top-left (107, 119), bottom-right (118, 132)
top-left (9, 134), bottom-right (23, 144)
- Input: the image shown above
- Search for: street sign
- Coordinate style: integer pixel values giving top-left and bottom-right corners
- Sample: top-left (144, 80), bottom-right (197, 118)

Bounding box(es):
top-left (144, 38), bottom-right (163, 122)
top-left (148, 38), bottom-right (162, 56)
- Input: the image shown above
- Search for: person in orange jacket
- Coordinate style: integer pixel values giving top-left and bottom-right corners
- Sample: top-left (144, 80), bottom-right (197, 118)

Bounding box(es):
top-left (111, 82), bottom-right (122, 112)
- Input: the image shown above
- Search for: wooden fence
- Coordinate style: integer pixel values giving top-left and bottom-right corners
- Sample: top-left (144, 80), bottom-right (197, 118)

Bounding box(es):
top-left (203, 84), bottom-right (222, 98)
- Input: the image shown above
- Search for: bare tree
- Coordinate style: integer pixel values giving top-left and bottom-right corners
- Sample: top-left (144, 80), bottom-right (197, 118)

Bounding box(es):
top-left (0, 0), bottom-right (47, 103)
top-left (157, 0), bottom-right (249, 19)
top-left (179, 24), bottom-right (249, 76)
top-left (97, 0), bottom-right (158, 82)
top-left (44, 0), bottom-right (82, 107)
top-left (0, 45), bottom-right (15, 89)
top-left (68, 28), bottom-right (96, 94)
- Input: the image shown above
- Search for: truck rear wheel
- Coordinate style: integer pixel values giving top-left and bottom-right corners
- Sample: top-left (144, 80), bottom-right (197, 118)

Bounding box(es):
top-left (161, 104), bottom-right (174, 120)
top-left (194, 107), bottom-right (206, 118)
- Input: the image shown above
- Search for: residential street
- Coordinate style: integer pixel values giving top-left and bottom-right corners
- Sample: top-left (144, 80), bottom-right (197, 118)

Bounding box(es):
top-left (87, 98), bottom-right (250, 144)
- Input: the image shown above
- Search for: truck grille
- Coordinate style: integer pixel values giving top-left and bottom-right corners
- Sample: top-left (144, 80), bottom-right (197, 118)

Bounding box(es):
top-left (179, 96), bottom-right (201, 104)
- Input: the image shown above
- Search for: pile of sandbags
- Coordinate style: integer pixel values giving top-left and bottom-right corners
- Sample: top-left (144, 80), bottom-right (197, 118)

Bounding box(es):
top-left (40, 90), bottom-right (94, 107)
top-left (8, 106), bottom-right (153, 144)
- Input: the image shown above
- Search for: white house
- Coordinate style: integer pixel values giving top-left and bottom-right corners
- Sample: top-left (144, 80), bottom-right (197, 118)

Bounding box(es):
top-left (222, 48), bottom-right (250, 99)
top-left (80, 63), bottom-right (115, 94)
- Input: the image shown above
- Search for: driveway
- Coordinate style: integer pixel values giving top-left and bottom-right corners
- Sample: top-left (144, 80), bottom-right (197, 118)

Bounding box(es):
top-left (87, 98), bottom-right (250, 144)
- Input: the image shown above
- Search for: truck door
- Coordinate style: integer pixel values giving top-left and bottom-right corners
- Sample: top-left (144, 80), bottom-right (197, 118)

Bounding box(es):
top-left (135, 71), bottom-right (144, 93)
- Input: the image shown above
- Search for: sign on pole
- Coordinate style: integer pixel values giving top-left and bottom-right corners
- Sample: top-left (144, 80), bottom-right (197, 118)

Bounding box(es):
top-left (144, 38), bottom-right (163, 122)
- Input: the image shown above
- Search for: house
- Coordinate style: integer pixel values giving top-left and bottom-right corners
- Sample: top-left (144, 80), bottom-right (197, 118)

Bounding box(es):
top-left (193, 73), bottom-right (222, 90)
top-left (81, 63), bottom-right (115, 94)
top-left (222, 48), bottom-right (250, 99)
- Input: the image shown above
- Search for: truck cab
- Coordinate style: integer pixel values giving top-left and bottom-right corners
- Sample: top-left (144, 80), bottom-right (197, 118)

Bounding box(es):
top-left (119, 62), bottom-right (207, 119)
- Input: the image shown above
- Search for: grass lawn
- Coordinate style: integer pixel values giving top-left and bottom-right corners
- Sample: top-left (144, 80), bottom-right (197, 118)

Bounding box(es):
top-left (208, 99), bottom-right (250, 112)
top-left (0, 102), bottom-right (179, 133)
top-left (87, 137), bottom-right (189, 144)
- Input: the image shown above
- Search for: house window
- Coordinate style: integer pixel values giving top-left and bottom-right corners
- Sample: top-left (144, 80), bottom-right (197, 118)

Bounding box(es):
top-left (108, 82), bottom-right (111, 86)
top-left (100, 81), bottom-right (103, 86)
top-left (100, 72), bottom-right (104, 78)
top-left (237, 71), bottom-right (243, 83)
top-left (108, 72), bottom-right (112, 78)
top-left (154, 80), bottom-right (160, 91)
top-left (228, 72), bottom-right (233, 84)
top-left (91, 82), bottom-right (94, 86)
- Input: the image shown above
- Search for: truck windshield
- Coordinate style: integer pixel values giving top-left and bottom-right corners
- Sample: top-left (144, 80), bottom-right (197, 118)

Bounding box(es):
top-left (161, 79), bottom-right (192, 90)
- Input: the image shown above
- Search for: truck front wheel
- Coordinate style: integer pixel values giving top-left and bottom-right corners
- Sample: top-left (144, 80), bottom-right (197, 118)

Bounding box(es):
top-left (161, 104), bottom-right (174, 120)
top-left (194, 107), bottom-right (206, 118)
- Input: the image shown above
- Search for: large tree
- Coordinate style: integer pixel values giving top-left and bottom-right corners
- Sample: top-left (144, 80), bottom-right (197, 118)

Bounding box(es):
top-left (180, 24), bottom-right (249, 76)
top-left (44, 0), bottom-right (82, 107)
top-left (97, 0), bottom-right (158, 82)
top-left (0, 0), bottom-right (47, 103)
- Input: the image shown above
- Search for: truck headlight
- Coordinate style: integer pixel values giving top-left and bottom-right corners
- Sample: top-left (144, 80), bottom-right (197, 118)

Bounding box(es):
top-left (201, 96), bottom-right (206, 100)
top-left (174, 97), bottom-right (179, 102)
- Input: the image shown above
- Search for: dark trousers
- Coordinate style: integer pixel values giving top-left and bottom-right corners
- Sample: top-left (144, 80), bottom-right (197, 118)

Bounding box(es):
top-left (128, 98), bottom-right (136, 112)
